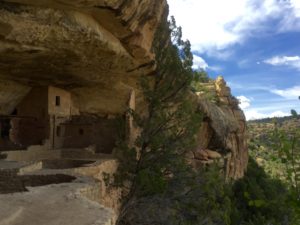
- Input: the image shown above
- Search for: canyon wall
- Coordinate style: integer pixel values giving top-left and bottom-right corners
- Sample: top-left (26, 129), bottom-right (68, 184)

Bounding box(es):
top-left (189, 77), bottom-right (248, 179)
top-left (0, 0), bottom-right (167, 115)
top-left (0, 1), bottom-right (247, 178)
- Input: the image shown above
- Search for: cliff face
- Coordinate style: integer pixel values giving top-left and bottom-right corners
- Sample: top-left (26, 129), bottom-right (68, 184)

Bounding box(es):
top-left (0, 0), bottom-right (167, 115)
top-left (0, 1), bottom-right (247, 179)
top-left (189, 77), bottom-right (248, 179)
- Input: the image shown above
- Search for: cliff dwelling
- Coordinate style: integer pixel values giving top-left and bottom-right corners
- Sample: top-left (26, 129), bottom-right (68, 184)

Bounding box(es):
top-left (0, 86), bottom-right (121, 154)
top-left (0, 85), bottom-right (133, 225)
top-left (0, 0), bottom-right (250, 224)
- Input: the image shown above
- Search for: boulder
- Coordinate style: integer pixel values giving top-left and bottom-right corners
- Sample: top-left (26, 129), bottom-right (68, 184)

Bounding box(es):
top-left (194, 149), bottom-right (209, 161)
top-left (205, 150), bottom-right (222, 159)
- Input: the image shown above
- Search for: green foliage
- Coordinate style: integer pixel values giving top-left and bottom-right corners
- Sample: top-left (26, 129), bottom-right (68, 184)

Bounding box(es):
top-left (190, 70), bottom-right (218, 104)
top-left (191, 70), bottom-right (210, 87)
top-left (291, 109), bottom-right (298, 118)
top-left (166, 166), bottom-right (233, 225)
top-left (113, 13), bottom-right (299, 225)
top-left (270, 110), bottom-right (300, 197)
top-left (247, 106), bottom-right (300, 224)
top-left (248, 114), bottom-right (300, 124)
top-left (230, 158), bottom-right (296, 225)
top-left (114, 16), bottom-right (208, 225)
top-left (270, 119), bottom-right (300, 223)
top-left (117, 165), bottom-right (233, 225)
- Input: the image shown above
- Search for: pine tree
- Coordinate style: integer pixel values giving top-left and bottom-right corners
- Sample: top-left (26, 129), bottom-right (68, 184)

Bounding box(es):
top-left (114, 16), bottom-right (231, 225)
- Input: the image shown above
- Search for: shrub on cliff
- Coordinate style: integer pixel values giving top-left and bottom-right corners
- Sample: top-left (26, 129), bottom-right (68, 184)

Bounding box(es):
top-left (117, 165), bottom-right (232, 225)
top-left (113, 16), bottom-right (234, 225)
top-left (112, 13), bottom-right (297, 225)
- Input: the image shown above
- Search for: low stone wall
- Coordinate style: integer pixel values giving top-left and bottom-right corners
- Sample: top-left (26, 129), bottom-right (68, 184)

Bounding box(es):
top-left (18, 162), bottom-right (43, 175)
top-left (60, 149), bottom-right (107, 160)
top-left (2, 146), bottom-right (121, 218)
top-left (3, 148), bottom-right (61, 162)
top-left (73, 159), bottom-right (121, 213)
top-left (3, 147), bottom-right (113, 162)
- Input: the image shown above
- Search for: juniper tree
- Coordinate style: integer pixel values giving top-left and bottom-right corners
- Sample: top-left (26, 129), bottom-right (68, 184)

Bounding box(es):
top-left (114, 16), bottom-right (232, 225)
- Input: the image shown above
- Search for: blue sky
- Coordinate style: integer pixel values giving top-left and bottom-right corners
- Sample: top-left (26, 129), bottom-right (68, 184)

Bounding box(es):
top-left (168, 0), bottom-right (300, 120)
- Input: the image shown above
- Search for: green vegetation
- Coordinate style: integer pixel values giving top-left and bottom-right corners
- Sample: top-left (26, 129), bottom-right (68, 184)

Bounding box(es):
top-left (248, 112), bottom-right (300, 223)
top-left (231, 158), bottom-right (296, 225)
top-left (114, 16), bottom-right (204, 225)
top-left (191, 70), bottom-right (210, 87)
top-left (272, 122), bottom-right (300, 198)
top-left (248, 115), bottom-right (300, 187)
top-left (248, 114), bottom-right (300, 124)
top-left (111, 16), bottom-right (299, 225)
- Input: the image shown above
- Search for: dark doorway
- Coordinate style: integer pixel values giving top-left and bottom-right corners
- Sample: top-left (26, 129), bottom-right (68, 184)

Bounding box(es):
top-left (0, 119), bottom-right (11, 138)
top-left (56, 126), bottom-right (61, 137)
top-left (11, 108), bottom-right (18, 116)
top-left (55, 96), bottom-right (60, 106)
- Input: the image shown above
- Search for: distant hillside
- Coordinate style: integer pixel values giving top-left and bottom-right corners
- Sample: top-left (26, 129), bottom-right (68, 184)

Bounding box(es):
top-left (247, 114), bottom-right (300, 180)
top-left (248, 116), bottom-right (300, 138)
top-left (248, 115), bottom-right (299, 124)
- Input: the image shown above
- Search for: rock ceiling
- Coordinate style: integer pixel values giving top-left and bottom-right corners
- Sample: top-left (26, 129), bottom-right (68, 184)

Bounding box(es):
top-left (0, 0), bottom-right (167, 115)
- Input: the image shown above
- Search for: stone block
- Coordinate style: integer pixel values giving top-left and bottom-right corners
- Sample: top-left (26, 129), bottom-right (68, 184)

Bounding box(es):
top-left (194, 149), bottom-right (209, 160)
top-left (205, 149), bottom-right (222, 159)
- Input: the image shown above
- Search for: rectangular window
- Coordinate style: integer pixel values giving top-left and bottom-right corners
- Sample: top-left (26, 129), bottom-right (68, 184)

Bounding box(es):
top-left (79, 128), bottom-right (84, 135)
top-left (56, 126), bottom-right (61, 137)
top-left (1, 119), bottom-right (10, 138)
top-left (55, 96), bottom-right (60, 106)
top-left (11, 108), bottom-right (18, 115)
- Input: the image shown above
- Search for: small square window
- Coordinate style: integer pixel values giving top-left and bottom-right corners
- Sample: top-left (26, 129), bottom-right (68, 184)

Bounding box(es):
top-left (55, 96), bottom-right (60, 106)
top-left (79, 128), bottom-right (84, 135)
top-left (11, 108), bottom-right (18, 115)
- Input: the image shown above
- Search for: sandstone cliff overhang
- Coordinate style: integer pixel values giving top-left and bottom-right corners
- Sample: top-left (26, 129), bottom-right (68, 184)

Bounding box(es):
top-left (0, 0), bottom-right (167, 115)
top-left (191, 77), bottom-right (248, 179)
top-left (0, 1), bottom-right (249, 180)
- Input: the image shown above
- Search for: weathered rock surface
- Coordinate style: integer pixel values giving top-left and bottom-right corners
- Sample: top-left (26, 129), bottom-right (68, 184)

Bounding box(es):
top-left (0, 180), bottom-right (115, 225)
top-left (0, 1), bottom-right (252, 225)
top-left (190, 76), bottom-right (248, 179)
top-left (0, 0), bottom-right (167, 115)
top-left (0, 153), bottom-right (120, 225)
top-left (0, 0), bottom-right (248, 197)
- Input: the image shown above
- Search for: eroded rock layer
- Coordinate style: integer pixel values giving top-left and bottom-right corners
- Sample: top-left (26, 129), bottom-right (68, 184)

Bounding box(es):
top-left (0, 1), bottom-right (247, 180)
top-left (0, 0), bottom-right (167, 115)
top-left (190, 76), bottom-right (248, 179)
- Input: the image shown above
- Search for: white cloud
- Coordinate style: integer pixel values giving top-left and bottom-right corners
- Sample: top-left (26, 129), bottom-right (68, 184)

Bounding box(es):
top-left (168, 0), bottom-right (300, 56)
top-left (244, 109), bottom-right (289, 120)
top-left (192, 55), bottom-right (208, 70)
top-left (208, 65), bottom-right (223, 72)
top-left (269, 110), bottom-right (290, 118)
top-left (270, 86), bottom-right (300, 99)
top-left (192, 54), bottom-right (222, 71)
top-left (263, 55), bottom-right (300, 70)
top-left (236, 95), bottom-right (293, 120)
top-left (237, 95), bottom-right (251, 110)
top-left (278, 0), bottom-right (300, 32)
